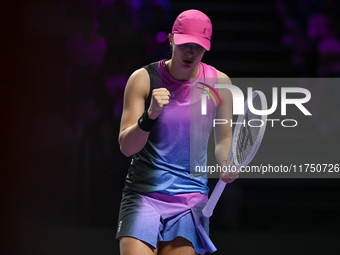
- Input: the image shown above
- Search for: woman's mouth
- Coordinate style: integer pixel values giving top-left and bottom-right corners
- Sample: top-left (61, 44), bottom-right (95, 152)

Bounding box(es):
top-left (183, 59), bottom-right (193, 64)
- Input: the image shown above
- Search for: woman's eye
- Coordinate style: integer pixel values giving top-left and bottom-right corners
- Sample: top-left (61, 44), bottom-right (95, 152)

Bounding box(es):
top-left (195, 45), bottom-right (204, 51)
top-left (180, 44), bottom-right (204, 50)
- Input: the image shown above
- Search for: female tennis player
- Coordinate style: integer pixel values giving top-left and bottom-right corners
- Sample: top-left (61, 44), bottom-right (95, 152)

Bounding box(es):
top-left (117, 9), bottom-right (239, 255)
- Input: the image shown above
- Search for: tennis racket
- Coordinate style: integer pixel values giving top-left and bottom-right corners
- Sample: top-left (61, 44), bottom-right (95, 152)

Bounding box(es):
top-left (202, 90), bottom-right (268, 217)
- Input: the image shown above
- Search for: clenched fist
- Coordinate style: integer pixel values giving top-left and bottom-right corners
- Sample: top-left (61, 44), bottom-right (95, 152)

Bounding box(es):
top-left (220, 161), bottom-right (240, 184)
top-left (148, 88), bottom-right (170, 120)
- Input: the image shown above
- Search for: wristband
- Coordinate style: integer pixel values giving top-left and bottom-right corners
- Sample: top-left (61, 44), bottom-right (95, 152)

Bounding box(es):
top-left (138, 110), bottom-right (157, 132)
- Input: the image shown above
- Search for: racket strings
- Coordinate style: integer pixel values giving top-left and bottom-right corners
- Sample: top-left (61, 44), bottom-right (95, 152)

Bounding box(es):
top-left (236, 94), bottom-right (263, 164)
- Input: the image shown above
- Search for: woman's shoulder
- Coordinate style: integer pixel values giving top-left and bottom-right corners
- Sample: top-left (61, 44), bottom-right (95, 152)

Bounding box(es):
top-left (124, 68), bottom-right (151, 100)
top-left (200, 62), bottom-right (231, 82)
top-left (130, 67), bottom-right (149, 79)
top-left (127, 59), bottom-right (165, 90)
top-left (216, 69), bottom-right (231, 81)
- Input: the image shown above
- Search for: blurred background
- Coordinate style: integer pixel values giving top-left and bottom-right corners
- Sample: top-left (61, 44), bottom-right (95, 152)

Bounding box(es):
top-left (2, 0), bottom-right (340, 254)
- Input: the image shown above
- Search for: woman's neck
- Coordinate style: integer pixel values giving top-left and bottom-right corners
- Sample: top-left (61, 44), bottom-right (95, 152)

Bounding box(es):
top-left (165, 59), bottom-right (200, 81)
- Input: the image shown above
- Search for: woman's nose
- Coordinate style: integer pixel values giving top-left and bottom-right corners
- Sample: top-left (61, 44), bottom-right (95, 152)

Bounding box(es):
top-left (185, 45), bottom-right (194, 55)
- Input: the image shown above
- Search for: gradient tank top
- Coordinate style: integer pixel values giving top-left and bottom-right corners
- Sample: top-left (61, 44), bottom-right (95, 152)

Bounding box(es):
top-left (124, 59), bottom-right (219, 195)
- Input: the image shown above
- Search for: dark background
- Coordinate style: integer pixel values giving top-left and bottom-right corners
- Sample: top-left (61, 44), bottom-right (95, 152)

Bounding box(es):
top-left (3, 0), bottom-right (340, 254)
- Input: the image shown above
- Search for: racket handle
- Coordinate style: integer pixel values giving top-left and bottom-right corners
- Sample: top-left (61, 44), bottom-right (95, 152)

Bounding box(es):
top-left (202, 179), bottom-right (226, 217)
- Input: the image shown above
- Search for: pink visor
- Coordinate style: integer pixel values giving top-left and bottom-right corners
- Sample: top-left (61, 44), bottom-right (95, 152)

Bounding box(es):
top-left (172, 10), bottom-right (212, 51)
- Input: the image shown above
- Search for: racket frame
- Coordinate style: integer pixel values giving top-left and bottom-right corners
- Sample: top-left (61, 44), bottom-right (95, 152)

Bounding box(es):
top-left (202, 90), bottom-right (268, 217)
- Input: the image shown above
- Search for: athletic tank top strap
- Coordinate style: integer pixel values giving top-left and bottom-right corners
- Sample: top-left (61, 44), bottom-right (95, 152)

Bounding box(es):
top-left (143, 63), bottom-right (162, 110)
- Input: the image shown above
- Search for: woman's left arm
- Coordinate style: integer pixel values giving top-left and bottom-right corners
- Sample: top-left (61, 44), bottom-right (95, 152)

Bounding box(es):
top-left (214, 70), bottom-right (239, 183)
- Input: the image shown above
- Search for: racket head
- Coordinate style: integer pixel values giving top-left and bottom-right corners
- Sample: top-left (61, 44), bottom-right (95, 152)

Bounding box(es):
top-left (231, 90), bottom-right (268, 168)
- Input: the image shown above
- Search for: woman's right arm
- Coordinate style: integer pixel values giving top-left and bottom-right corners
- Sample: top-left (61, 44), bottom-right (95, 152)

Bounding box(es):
top-left (118, 68), bottom-right (170, 157)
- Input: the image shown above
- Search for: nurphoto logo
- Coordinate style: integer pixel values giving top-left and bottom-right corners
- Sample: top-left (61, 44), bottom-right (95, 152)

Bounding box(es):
top-left (199, 84), bottom-right (312, 128)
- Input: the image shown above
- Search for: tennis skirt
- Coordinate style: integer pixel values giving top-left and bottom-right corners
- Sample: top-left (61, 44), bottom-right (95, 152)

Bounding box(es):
top-left (116, 190), bottom-right (217, 254)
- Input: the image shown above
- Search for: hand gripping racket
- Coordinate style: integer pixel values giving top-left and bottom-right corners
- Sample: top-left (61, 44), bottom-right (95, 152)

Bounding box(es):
top-left (202, 90), bottom-right (268, 217)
